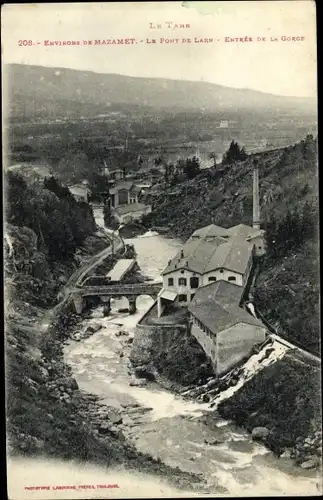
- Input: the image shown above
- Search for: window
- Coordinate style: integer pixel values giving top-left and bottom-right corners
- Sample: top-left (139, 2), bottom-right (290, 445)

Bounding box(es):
top-left (190, 276), bottom-right (199, 289)
top-left (168, 277), bottom-right (174, 286)
top-left (220, 269), bottom-right (223, 273)
top-left (178, 277), bottom-right (187, 286)
top-left (228, 276), bottom-right (236, 282)
top-left (208, 276), bottom-right (217, 282)
top-left (258, 246), bottom-right (262, 250)
top-left (178, 294), bottom-right (187, 302)
top-left (181, 270), bottom-right (185, 274)
top-left (190, 293), bottom-right (195, 301)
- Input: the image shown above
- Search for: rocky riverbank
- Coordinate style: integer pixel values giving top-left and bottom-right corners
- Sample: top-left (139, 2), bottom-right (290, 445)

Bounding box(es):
top-left (129, 321), bottom-right (214, 393)
top-left (5, 224), bottom-right (206, 491)
top-left (179, 339), bottom-right (322, 470)
top-left (6, 299), bottom-right (205, 491)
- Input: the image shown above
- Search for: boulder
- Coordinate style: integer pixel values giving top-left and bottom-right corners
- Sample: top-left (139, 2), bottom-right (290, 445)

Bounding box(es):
top-left (108, 411), bottom-right (123, 425)
top-left (98, 422), bottom-right (112, 434)
top-left (300, 459), bottom-right (316, 469)
top-left (129, 378), bottom-right (147, 387)
top-left (204, 438), bottom-right (224, 446)
top-left (251, 427), bottom-right (269, 440)
top-left (85, 323), bottom-right (102, 334)
top-left (280, 449), bottom-right (291, 459)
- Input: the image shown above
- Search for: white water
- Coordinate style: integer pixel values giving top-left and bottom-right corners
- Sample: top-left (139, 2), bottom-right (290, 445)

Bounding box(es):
top-left (210, 341), bottom-right (289, 408)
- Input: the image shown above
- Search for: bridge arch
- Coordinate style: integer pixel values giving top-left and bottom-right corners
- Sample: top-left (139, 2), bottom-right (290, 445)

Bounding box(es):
top-left (71, 283), bottom-right (161, 316)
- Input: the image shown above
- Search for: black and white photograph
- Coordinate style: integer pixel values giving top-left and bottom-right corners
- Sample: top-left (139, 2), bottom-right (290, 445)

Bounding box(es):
top-left (2, 1), bottom-right (320, 498)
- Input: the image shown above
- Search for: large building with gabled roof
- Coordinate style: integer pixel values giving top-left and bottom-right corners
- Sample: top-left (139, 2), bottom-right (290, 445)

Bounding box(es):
top-left (159, 222), bottom-right (265, 311)
top-left (188, 281), bottom-right (266, 374)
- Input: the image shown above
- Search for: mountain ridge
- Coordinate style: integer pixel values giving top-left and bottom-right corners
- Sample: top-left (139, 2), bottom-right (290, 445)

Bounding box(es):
top-left (5, 63), bottom-right (316, 119)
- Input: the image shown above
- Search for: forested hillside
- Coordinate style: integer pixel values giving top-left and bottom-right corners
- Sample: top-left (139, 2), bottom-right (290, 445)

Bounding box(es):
top-left (142, 135), bottom-right (319, 354)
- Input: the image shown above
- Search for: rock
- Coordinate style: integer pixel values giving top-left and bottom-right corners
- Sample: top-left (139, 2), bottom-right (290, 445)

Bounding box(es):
top-left (251, 427), bottom-right (269, 440)
top-left (129, 378), bottom-right (147, 387)
top-left (202, 394), bottom-right (210, 403)
top-left (119, 351), bottom-right (124, 358)
top-left (125, 338), bottom-right (134, 344)
top-left (204, 438), bottom-right (224, 446)
top-left (108, 412), bottom-right (123, 425)
top-left (280, 449), bottom-right (292, 459)
top-left (300, 459), bottom-right (316, 469)
top-left (85, 323), bottom-right (102, 334)
top-left (98, 422), bottom-right (112, 434)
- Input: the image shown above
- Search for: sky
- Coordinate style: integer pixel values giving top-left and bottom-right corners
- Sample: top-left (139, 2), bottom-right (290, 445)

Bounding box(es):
top-left (1, 1), bottom-right (317, 98)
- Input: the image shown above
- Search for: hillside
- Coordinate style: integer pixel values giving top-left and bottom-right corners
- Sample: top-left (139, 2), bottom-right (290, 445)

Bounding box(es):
top-left (141, 135), bottom-right (319, 354)
top-left (5, 64), bottom-right (316, 120)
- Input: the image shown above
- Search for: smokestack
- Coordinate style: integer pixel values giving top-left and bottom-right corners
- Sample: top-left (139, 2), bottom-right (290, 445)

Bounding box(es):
top-left (253, 160), bottom-right (260, 230)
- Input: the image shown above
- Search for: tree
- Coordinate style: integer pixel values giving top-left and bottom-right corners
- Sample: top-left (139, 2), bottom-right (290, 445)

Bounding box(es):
top-left (88, 173), bottom-right (110, 201)
top-left (103, 200), bottom-right (112, 226)
top-left (222, 140), bottom-right (247, 165)
top-left (208, 152), bottom-right (217, 169)
top-left (5, 172), bottom-right (29, 226)
top-left (184, 156), bottom-right (200, 180)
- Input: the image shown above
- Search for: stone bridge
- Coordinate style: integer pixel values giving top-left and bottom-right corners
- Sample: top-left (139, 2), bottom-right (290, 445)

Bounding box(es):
top-left (71, 282), bottom-right (162, 315)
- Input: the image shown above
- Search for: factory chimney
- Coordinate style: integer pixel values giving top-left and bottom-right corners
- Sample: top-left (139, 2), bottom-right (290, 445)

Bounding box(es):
top-left (253, 159), bottom-right (260, 230)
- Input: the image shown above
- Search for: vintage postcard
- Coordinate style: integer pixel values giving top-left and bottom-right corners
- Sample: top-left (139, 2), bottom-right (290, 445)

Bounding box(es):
top-left (2, 1), bottom-right (320, 498)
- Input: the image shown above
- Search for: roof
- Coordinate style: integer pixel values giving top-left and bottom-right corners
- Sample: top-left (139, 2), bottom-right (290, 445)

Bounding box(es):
top-left (204, 236), bottom-right (253, 275)
top-left (114, 203), bottom-right (151, 215)
top-left (162, 231), bottom-right (253, 276)
top-left (188, 281), bottom-right (264, 335)
top-left (131, 185), bottom-right (142, 194)
top-left (106, 259), bottom-right (135, 281)
top-left (191, 224), bottom-right (230, 239)
top-left (158, 289), bottom-right (177, 301)
top-left (227, 224), bottom-right (262, 240)
top-left (109, 181), bottom-right (134, 195)
top-left (69, 186), bottom-right (89, 198)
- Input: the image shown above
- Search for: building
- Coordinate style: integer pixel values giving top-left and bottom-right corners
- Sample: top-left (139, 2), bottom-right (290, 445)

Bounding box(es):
top-left (219, 120), bottom-right (229, 128)
top-left (159, 223), bottom-right (264, 311)
top-left (113, 203), bottom-right (152, 224)
top-left (188, 281), bottom-right (266, 375)
top-left (69, 185), bottom-right (89, 202)
top-left (154, 161), bottom-right (267, 374)
top-left (109, 181), bottom-right (142, 209)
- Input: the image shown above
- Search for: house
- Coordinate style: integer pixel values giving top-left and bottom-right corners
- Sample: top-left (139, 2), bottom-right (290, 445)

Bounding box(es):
top-left (69, 185), bottom-right (89, 202)
top-left (113, 203), bottom-right (152, 224)
top-left (109, 181), bottom-right (142, 209)
top-left (219, 120), bottom-right (229, 128)
top-left (159, 223), bottom-right (264, 311)
top-left (188, 281), bottom-right (266, 375)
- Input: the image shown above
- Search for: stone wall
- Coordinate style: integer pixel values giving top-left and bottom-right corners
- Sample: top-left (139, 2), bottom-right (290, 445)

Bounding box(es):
top-left (130, 322), bottom-right (188, 366)
top-left (130, 319), bottom-right (214, 387)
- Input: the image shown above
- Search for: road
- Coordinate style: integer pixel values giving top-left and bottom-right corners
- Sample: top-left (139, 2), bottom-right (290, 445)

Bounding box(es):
top-left (44, 230), bottom-right (125, 322)
top-left (61, 231), bottom-right (124, 298)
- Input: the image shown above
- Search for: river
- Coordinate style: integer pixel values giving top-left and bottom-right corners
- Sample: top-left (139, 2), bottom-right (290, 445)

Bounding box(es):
top-left (8, 214), bottom-right (320, 498)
